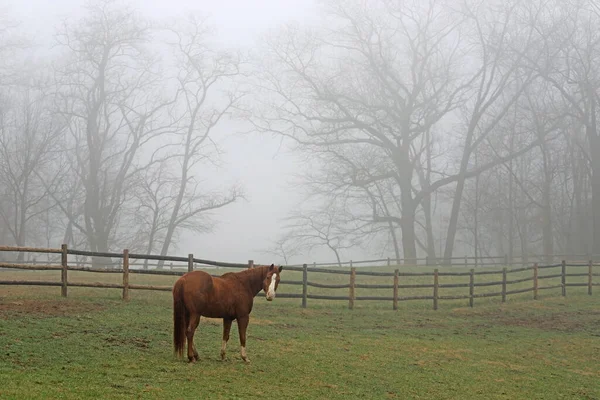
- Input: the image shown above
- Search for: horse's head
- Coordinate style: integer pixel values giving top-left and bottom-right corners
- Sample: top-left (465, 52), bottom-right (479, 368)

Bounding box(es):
top-left (263, 264), bottom-right (283, 301)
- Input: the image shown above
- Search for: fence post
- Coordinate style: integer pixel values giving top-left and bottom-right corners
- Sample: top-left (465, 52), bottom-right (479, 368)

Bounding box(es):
top-left (504, 254), bottom-right (508, 266)
top-left (393, 269), bottom-right (399, 310)
top-left (188, 254), bottom-right (194, 273)
top-left (248, 259), bottom-right (254, 269)
top-left (387, 257), bottom-right (391, 267)
top-left (302, 263), bottom-right (308, 308)
top-left (433, 269), bottom-right (439, 310)
top-left (589, 260), bottom-right (593, 296)
top-left (561, 260), bottom-right (566, 297)
top-left (349, 267), bottom-right (356, 310)
top-left (61, 244), bottom-right (68, 298)
top-left (464, 255), bottom-right (467, 268)
top-left (469, 268), bottom-right (474, 308)
top-left (122, 249), bottom-right (129, 301)
top-left (502, 267), bottom-right (507, 303)
top-left (533, 263), bottom-right (538, 300)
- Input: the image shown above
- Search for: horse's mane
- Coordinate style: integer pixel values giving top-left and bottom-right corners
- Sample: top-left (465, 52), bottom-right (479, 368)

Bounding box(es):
top-left (219, 265), bottom-right (270, 294)
top-left (220, 265), bottom-right (270, 280)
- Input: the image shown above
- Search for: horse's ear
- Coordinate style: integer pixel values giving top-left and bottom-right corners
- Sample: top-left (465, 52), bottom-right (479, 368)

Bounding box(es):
top-left (278, 265), bottom-right (283, 273)
top-left (269, 263), bottom-right (275, 270)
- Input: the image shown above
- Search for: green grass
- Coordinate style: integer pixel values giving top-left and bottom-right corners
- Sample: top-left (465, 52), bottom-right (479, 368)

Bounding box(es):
top-left (1, 279), bottom-right (599, 400)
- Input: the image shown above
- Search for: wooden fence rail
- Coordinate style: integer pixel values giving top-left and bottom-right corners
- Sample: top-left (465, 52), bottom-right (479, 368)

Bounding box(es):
top-left (278, 253), bottom-right (600, 268)
top-left (1, 245), bottom-right (598, 310)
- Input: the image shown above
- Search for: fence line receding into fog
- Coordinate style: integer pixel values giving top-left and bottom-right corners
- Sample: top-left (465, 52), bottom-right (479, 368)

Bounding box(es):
top-left (0, 245), bottom-right (598, 309)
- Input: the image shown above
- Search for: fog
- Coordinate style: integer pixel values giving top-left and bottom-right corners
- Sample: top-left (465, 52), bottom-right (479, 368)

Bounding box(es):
top-left (2, 0), bottom-right (322, 264)
top-left (1, 0), bottom-right (600, 267)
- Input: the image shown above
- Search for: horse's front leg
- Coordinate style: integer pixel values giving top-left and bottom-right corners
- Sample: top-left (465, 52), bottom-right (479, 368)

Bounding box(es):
top-left (237, 315), bottom-right (250, 363)
top-left (221, 318), bottom-right (233, 361)
top-left (186, 313), bottom-right (200, 362)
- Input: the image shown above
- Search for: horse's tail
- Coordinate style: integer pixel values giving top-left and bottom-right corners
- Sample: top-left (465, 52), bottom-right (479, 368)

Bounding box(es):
top-left (173, 278), bottom-right (187, 358)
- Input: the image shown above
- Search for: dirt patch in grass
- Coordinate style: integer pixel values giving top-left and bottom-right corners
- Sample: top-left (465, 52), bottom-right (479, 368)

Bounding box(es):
top-left (497, 311), bottom-right (600, 333)
top-left (451, 303), bottom-right (600, 333)
top-left (451, 301), bottom-right (554, 316)
top-left (0, 299), bottom-right (106, 318)
top-left (105, 335), bottom-right (151, 349)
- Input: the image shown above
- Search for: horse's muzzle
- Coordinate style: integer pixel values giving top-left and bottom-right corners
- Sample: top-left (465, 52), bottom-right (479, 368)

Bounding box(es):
top-left (266, 294), bottom-right (275, 301)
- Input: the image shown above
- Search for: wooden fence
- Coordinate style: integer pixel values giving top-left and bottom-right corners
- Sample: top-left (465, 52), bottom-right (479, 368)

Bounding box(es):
top-left (284, 262), bottom-right (598, 310)
top-left (1, 245), bottom-right (598, 309)
top-left (285, 253), bottom-right (600, 268)
top-left (5, 249), bottom-right (598, 268)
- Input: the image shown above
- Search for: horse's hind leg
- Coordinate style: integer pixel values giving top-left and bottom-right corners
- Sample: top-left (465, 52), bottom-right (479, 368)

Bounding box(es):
top-left (186, 313), bottom-right (200, 362)
top-left (221, 319), bottom-right (233, 361)
top-left (237, 315), bottom-right (250, 363)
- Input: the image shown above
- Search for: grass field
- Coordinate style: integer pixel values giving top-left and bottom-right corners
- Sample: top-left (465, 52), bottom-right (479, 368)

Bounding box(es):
top-left (1, 269), bottom-right (600, 399)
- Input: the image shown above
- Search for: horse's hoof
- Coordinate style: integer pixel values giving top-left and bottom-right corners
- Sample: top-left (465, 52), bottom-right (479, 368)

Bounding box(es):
top-left (221, 353), bottom-right (226, 361)
top-left (242, 358), bottom-right (251, 363)
top-left (188, 357), bottom-right (197, 363)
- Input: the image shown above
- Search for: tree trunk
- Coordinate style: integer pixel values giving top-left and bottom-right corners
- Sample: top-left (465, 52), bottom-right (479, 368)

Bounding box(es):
top-left (157, 138), bottom-right (192, 268)
top-left (422, 192), bottom-right (437, 262)
top-left (589, 127), bottom-right (600, 260)
top-left (507, 134), bottom-right (514, 265)
top-left (90, 231), bottom-right (111, 268)
top-left (474, 170), bottom-right (479, 267)
top-left (541, 147), bottom-right (554, 264)
top-left (443, 184), bottom-right (461, 265)
top-left (329, 245), bottom-right (342, 267)
top-left (568, 133), bottom-right (587, 255)
top-left (144, 209), bottom-right (160, 270)
top-left (394, 143), bottom-right (418, 265)
top-left (400, 211), bottom-right (418, 265)
top-left (16, 183), bottom-right (27, 262)
top-left (387, 220), bottom-right (401, 264)
top-left (443, 124), bottom-right (476, 265)
top-left (423, 128), bottom-right (437, 263)
top-left (518, 158), bottom-right (529, 265)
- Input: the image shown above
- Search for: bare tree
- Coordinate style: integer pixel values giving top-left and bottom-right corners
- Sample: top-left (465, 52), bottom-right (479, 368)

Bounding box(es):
top-left (275, 207), bottom-right (357, 267)
top-left (438, 0), bottom-right (549, 263)
top-left (152, 16), bottom-right (244, 267)
top-left (130, 162), bottom-right (177, 268)
top-left (253, 0), bottom-right (551, 264)
top-left (525, 0), bottom-right (600, 258)
top-left (0, 87), bottom-right (64, 258)
top-left (52, 1), bottom-right (176, 264)
top-left (253, 0), bottom-right (472, 263)
top-left (294, 143), bottom-right (403, 260)
top-left (262, 236), bottom-right (301, 266)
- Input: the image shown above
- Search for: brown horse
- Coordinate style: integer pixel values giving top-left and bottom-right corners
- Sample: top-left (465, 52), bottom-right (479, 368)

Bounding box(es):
top-left (173, 263), bottom-right (282, 363)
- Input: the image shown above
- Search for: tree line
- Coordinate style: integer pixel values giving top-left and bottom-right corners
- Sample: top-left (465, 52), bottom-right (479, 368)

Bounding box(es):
top-left (258, 0), bottom-right (600, 265)
top-left (1, 0), bottom-right (599, 266)
top-left (0, 2), bottom-right (243, 266)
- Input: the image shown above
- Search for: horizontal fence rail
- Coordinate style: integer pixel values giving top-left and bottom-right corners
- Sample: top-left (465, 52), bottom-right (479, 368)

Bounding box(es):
top-left (277, 254), bottom-right (600, 269)
top-left (0, 245), bottom-right (598, 310)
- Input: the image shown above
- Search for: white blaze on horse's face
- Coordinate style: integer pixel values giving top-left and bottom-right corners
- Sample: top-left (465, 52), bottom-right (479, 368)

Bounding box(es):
top-left (264, 264), bottom-right (282, 301)
top-left (266, 273), bottom-right (277, 301)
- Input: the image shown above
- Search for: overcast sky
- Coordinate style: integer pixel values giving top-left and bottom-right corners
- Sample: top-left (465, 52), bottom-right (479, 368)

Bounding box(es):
top-left (2, 0), bottom-right (362, 265)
